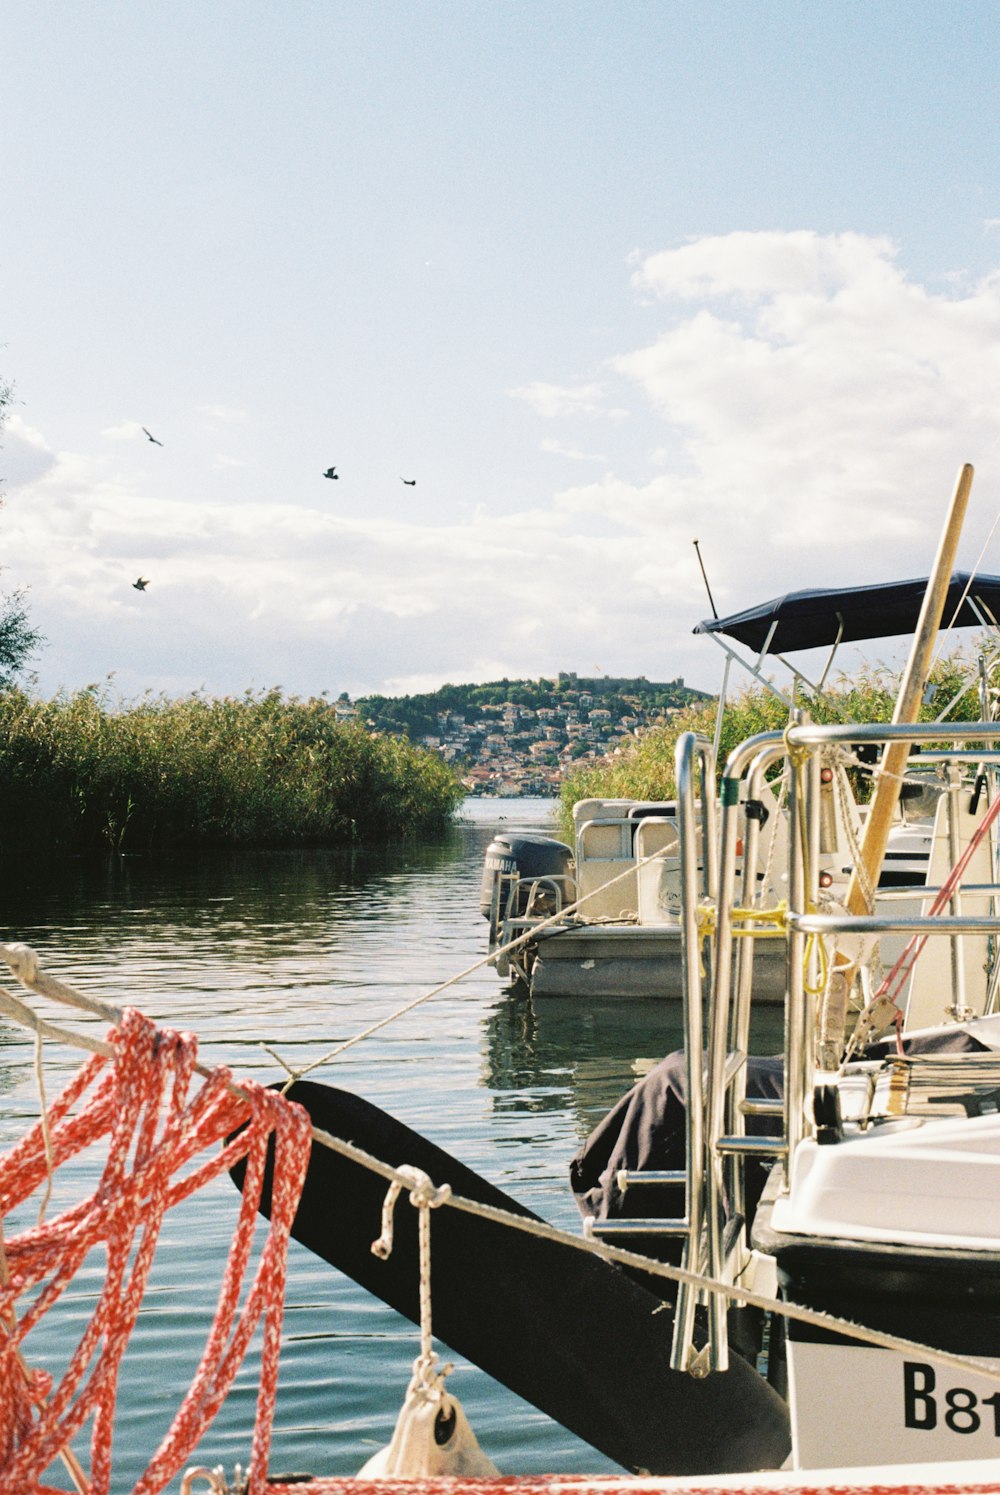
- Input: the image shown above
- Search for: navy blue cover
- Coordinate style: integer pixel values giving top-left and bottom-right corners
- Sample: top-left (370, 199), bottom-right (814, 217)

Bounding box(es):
top-left (694, 571), bottom-right (1000, 654)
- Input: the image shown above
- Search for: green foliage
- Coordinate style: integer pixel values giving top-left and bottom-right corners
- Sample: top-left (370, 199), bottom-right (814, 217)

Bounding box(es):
top-left (0, 685), bottom-right (464, 855)
top-left (557, 646), bottom-right (997, 835)
top-left (0, 588), bottom-right (43, 688)
top-left (356, 672), bottom-right (709, 739)
top-left (0, 376), bottom-right (44, 683)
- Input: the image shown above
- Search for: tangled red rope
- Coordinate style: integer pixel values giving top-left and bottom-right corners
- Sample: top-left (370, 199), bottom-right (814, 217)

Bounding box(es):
top-left (0, 1006), bottom-right (312, 1495)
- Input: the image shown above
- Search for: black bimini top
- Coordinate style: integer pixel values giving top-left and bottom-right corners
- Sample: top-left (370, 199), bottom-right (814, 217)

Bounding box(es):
top-left (693, 572), bottom-right (1000, 655)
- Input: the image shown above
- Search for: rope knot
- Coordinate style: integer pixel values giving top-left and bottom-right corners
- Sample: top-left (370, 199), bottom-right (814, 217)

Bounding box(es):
top-left (371, 1166), bottom-right (451, 1260)
top-left (410, 1348), bottom-right (455, 1403)
top-left (694, 903), bottom-right (717, 938)
top-left (781, 721), bottom-right (812, 770)
top-left (405, 1170), bottom-right (452, 1213)
top-left (2, 943), bottom-right (40, 986)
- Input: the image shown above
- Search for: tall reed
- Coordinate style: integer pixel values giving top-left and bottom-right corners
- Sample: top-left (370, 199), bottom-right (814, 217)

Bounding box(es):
top-left (0, 686), bottom-right (464, 853)
top-left (558, 649), bottom-right (993, 833)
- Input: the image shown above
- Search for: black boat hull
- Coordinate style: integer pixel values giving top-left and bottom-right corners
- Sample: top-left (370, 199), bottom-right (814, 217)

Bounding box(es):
top-left (232, 1081), bottom-right (790, 1477)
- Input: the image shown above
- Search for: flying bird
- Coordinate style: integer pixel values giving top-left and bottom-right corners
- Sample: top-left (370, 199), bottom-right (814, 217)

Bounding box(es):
top-left (323, 466), bottom-right (339, 480)
top-left (133, 577), bottom-right (150, 591)
top-left (401, 477), bottom-right (416, 486)
top-left (142, 428), bottom-right (163, 446)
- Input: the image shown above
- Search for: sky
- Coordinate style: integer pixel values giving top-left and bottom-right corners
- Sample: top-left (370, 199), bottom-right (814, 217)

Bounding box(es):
top-left (4, 1), bottom-right (1000, 706)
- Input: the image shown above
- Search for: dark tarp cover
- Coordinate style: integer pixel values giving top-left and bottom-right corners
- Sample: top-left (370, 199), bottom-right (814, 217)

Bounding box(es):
top-left (693, 571), bottom-right (1000, 655)
top-left (569, 1030), bottom-right (991, 1244)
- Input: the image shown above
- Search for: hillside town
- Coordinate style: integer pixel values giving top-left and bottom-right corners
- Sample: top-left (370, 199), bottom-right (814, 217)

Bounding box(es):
top-left (347, 672), bottom-right (712, 796)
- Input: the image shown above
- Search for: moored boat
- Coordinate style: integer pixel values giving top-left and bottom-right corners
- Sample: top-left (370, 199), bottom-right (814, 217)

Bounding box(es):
top-left (479, 565), bottom-right (1000, 1001)
top-left (5, 467), bottom-right (1000, 1491)
top-left (5, 708), bottom-right (1000, 1491)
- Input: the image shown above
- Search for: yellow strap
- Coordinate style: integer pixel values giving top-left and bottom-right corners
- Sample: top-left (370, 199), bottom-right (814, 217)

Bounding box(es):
top-left (696, 896), bottom-right (829, 994)
top-left (695, 900), bottom-right (789, 937)
top-left (728, 899), bottom-right (789, 937)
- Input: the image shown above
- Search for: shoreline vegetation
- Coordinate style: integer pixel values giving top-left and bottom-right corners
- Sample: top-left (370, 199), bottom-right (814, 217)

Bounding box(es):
top-left (558, 651), bottom-right (992, 837)
top-left (0, 686), bottom-right (464, 854)
top-left (2, 651), bottom-right (987, 860)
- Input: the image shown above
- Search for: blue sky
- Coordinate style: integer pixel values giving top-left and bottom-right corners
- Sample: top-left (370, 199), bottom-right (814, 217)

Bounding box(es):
top-left (4, 2), bottom-right (1000, 703)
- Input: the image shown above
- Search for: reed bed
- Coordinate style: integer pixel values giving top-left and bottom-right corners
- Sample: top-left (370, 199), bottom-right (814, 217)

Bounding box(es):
top-left (0, 686), bottom-right (464, 853)
top-left (559, 651), bottom-right (992, 834)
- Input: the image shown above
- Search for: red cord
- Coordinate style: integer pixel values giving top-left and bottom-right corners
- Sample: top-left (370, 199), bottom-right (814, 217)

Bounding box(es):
top-left (0, 1007), bottom-right (311, 1494)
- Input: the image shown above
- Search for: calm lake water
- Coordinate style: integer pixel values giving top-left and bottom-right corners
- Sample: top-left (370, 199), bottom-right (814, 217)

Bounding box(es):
top-left (0, 798), bottom-right (708, 1488)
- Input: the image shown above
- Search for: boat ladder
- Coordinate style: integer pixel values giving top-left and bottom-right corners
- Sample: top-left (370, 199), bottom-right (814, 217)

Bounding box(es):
top-left (687, 717), bottom-right (1000, 1379)
top-left (585, 731), bottom-right (719, 1372)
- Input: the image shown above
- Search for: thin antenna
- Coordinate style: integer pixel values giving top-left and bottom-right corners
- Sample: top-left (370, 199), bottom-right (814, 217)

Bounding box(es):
top-left (693, 538), bottom-right (718, 619)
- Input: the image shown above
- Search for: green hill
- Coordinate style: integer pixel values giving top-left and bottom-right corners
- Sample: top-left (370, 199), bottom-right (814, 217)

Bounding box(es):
top-left (356, 672), bottom-right (711, 740)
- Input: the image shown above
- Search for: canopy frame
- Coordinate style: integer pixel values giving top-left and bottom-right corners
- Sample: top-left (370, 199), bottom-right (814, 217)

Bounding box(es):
top-left (699, 573), bottom-right (1000, 753)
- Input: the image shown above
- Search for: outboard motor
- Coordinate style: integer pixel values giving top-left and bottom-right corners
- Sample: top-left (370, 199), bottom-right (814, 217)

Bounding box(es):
top-left (479, 831), bottom-right (574, 951)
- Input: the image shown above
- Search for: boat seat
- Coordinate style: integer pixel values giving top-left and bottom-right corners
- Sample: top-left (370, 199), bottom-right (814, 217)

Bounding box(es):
top-left (575, 813), bottom-right (639, 918)
top-left (635, 817), bottom-right (682, 925)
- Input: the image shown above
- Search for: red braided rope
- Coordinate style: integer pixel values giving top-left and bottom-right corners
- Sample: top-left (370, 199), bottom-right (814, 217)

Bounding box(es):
top-left (0, 1006), bottom-right (312, 1495)
top-left (871, 790), bottom-right (1000, 1047)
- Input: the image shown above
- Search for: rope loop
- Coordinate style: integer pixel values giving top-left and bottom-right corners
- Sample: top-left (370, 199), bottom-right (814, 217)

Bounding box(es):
top-left (802, 929), bottom-right (831, 997)
top-left (781, 720), bottom-right (812, 772)
top-left (371, 1166), bottom-right (451, 1261)
top-left (370, 1165), bottom-right (451, 1396)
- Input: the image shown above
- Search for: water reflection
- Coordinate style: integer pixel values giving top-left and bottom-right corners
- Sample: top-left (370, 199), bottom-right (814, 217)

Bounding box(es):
top-left (483, 988), bottom-right (686, 1133)
top-left (3, 839), bottom-right (467, 952)
top-left (483, 985), bottom-right (788, 1145)
top-left (0, 797), bottom-right (787, 1483)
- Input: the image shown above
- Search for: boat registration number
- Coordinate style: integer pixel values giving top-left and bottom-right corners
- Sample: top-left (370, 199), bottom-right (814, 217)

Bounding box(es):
top-left (903, 1361), bottom-right (1000, 1436)
top-left (789, 1343), bottom-right (1000, 1465)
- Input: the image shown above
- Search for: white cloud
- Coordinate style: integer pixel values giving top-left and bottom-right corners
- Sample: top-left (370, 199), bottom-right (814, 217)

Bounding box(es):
top-left (8, 231), bottom-right (1000, 703)
top-left (1, 414), bottom-right (57, 489)
top-left (101, 420), bottom-right (148, 442)
top-left (606, 231), bottom-right (1000, 603)
top-left (200, 404), bottom-right (250, 427)
top-left (2, 446), bottom-right (656, 698)
top-left (540, 438), bottom-right (606, 463)
top-left (631, 230), bottom-right (899, 303)
top-left (508, 381), bottom-right (621, 419)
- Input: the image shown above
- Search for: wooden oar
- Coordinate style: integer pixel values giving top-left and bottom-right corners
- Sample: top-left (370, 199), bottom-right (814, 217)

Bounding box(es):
top-left (818, 462), bottom-right (974, 1064)
top-left (231, 1080), bottom-right (791, 1477)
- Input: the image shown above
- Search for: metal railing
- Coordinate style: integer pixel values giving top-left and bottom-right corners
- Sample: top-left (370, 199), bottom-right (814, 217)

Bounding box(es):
top-left (685, 717), bottom-right (1000, 1376)
top-left (586, 732), bottom-right (718, 1371)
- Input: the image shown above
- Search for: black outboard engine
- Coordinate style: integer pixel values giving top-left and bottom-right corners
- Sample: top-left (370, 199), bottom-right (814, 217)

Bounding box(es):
top-left (479, 831), bottom-right (574, 951)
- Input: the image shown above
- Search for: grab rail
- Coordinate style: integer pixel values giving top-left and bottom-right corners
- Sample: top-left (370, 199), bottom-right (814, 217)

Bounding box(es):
top-left (584, 732), bottom-right (717, 1373)
top-left (669, 731), bottom-right (717, 1368)
top-left (691, 716), bottom-right (1000, 1377)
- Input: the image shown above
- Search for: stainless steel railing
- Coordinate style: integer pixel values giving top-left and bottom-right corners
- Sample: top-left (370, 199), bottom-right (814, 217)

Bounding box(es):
top-left (584, 731), bottom-right (718, 1373)
top-left (687, 716), bottom-right (1000, 1376)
